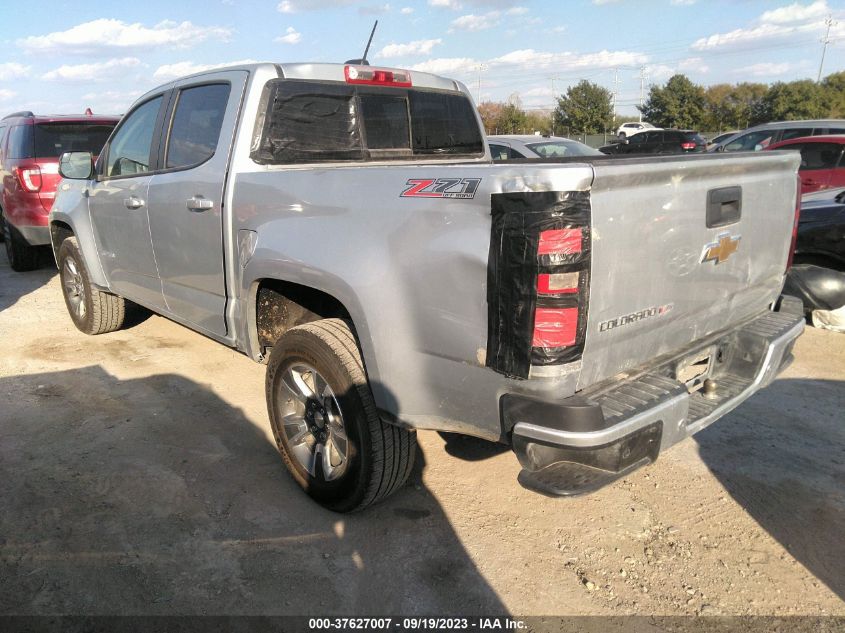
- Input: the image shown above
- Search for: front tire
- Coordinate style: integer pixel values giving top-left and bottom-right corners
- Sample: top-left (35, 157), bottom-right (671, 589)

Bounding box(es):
top-left (266, 318), bottom-right (416, 512)
top-left (58, 237), bottom-right (125, 335)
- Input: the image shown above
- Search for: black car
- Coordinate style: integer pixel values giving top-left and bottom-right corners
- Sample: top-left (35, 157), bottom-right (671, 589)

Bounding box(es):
top-left (795, 187), bottom-right (845, 269)
top-left (782, 187), bottom-right (845, 316)
top-left (599, 129), bottom-right (706, 155)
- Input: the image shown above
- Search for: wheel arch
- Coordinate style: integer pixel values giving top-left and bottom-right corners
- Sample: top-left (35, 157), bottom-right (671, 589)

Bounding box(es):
top-left (245, 276), bottom-right (379, 383)
top-left (48, 212), bottom-right (109, 287)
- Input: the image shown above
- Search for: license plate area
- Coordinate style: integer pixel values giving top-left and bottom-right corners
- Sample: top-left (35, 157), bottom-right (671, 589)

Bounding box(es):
top-left (675, 348), bottom-right (715, 392)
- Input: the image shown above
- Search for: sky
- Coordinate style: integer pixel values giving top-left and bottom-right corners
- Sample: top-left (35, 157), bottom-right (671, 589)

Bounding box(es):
top-left (0, 0), bottom-right (843, 118)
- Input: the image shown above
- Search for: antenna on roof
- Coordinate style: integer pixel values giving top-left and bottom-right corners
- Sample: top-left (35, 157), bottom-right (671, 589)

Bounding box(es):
top-left (344, 20), bottom-right (378, 66)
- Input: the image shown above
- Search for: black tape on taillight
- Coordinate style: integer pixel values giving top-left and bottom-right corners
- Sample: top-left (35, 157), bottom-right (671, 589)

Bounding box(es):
top-left (486, 190), bottom-right (591, 379)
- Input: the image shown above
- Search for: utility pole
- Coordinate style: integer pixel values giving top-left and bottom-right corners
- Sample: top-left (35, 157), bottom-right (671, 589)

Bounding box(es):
top-left (817, 15), bottom-right (836, 82)
top-left (638, 66), bottom-right (648, 121)
top-left (473, 63), bottom-right (488, 103)
top-left (611, 68), bottom-right (620, 130)
top-left (551, 77), bottom-right (558, 135)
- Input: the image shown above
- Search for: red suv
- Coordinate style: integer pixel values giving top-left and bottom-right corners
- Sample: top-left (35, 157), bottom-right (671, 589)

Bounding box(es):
top-left (765, 135), bottom-right (845, 195)
top-left (0, 110), bottom-right (119, 271)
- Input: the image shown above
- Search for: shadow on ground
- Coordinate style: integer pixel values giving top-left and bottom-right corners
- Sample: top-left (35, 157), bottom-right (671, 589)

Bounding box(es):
top-left (0, 250), bottom-right (56, 313)
top-left (0, 366), bottom-right (507, 615)
top-left (696, 377), bottom-right (845, 601)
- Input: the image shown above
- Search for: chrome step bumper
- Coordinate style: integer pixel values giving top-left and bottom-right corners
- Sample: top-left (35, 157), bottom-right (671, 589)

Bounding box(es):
top-left (510, 303), bottom-right (805, 496)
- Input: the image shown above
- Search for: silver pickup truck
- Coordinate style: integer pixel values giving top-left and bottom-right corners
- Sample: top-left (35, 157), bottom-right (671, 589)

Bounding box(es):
top-left (50, 62), bottom-right (804, 512)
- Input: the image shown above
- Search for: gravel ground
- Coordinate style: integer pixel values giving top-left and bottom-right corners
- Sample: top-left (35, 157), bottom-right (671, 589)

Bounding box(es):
top-left (1, 253), bottom-right (843, 617)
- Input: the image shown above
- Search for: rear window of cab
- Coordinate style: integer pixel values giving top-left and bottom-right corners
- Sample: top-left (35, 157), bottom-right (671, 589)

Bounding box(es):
top-left (251, 80), bottom-right (484, 164)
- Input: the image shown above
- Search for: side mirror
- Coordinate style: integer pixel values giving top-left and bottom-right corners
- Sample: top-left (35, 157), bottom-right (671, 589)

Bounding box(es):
top-left (59, 151), bottom-right (94, 180)
top-left (623, 138), bottom-right (630, 145)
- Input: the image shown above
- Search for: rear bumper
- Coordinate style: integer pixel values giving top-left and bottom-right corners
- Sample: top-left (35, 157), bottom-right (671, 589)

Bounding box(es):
top-left (508, 299), bottom-right (805, 496)
top-left (16, 224), bottom-right (51, 246)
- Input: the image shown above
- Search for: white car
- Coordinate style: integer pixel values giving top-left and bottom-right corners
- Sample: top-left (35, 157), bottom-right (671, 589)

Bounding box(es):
top-left (617, 121), bottom-right (656, 139)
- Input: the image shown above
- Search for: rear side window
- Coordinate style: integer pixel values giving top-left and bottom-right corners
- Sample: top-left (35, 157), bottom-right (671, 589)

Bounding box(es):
top-left (7, 125), bottom-right (33, 159)
top-left (166, 83), bottom-right (231, 169)
top-left (489, 143), bottom-right (510, 161)
top-left (781, 128), bottom-right (813, 141)
top-left (725, 130), bottom-right (774, 151)
top-left (797, 143), bottom-right (843, 170)
top-left (33, 123), bottom-right (115, 159)
top-left (252, 79), bottom-right (484, 164)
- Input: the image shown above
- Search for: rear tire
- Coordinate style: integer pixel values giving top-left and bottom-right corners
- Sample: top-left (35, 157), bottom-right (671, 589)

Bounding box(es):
top-left (2, 213), bottom-right (39, 272)
top-left (266, 318), bottom-right (416, 512)
top-left (58, 237), bottom-right (125, 335)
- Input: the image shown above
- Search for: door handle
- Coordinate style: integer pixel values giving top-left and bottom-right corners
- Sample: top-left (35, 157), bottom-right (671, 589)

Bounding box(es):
top-left (123, 196), bottom-right (145, 210)
top-left (706, 186), bottom-right (742, 228)
top-left (187, 196), bottom-right (214, 212)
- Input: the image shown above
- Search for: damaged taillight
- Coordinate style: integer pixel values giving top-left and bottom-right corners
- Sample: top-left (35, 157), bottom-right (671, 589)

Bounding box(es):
top-left (486, 190), bottom-right (591, 379)
top-left (532, 307), bottom-right (578, 347)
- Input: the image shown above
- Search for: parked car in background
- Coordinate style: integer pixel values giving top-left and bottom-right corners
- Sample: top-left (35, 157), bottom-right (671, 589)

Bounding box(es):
top-left (705, 130), bottom-right (739, 150)
top-left (783, 186), bottom-right (845, 331)
top-left (488, 134), bottom-right (602, 160)
top-left (764, 135), bottom-right (845, 195)
top-left (708, 119), bottom-right (845, 153)
top-left (1, 110), bottom-right (119, 271)
top-left (599, 129), bottom-right (706, 155)
top-left (616, 121), bottom-right (656, 139)
top-left (793, 186), bottom-right (845, 270)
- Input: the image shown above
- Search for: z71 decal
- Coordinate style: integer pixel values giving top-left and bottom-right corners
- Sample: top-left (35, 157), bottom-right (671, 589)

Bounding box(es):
top-left (400, 178), bottom-right (482, 199)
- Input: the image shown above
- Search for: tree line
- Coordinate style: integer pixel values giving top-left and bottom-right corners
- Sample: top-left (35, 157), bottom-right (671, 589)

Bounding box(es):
top-left (477, 71), bottom-right (845, 136)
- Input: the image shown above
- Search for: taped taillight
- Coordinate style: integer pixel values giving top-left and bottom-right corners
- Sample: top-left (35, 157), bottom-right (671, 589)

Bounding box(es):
top-left (16, 166), bottom-right (42, 192)
top-left (537, 272), bottom-right (579, 295)
top-left (532, 308), bottom-right (578, 348)
top-left (532, 215), bottom-right (590, 362)
top-left (786, 174), bottom-right (801, 271)
top-left (538, 228), bottom-right (582, 256)
top-left (486, 190), bottom-right (591, 379)
top-left (344, 65), bottom-right (412, 87)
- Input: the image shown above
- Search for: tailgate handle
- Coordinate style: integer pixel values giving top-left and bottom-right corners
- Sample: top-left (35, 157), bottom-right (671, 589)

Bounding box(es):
top-left (706, 186), bottom-right (742, 228)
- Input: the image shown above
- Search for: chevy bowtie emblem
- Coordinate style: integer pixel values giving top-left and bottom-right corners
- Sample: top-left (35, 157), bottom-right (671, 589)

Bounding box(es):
top-left (701, 233), bottom-right (741, 265)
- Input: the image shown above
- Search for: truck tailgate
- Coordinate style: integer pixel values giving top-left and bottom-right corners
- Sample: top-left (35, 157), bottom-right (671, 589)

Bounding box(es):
top-left (577, 152), bottom-right (800, 389)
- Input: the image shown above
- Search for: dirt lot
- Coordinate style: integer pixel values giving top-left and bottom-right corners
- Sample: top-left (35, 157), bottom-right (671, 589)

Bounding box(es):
top-left (1, 254), bottom-right (843, 617)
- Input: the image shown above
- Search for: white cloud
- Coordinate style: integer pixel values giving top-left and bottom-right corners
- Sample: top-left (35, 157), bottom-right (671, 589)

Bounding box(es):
top-left (42, 57), bottom-right (142, 82)
top-left (733, 62), bottom-right (795, 77)
top-left (17, 19), bottom-right (231, 55)
top-left (278, 0), bottom-right (353, 11)
top-left (411, 57), bottom-right (481, 75)
top-left (153, 59), bottom-right (259, 81)
top-left (693, 23), bottom-right (791, 50)
top-left (377, 38), bottom-right (442, 58)
top-left (400, 6), bottom-right (414, 13)
top-left (761, 0), bottom-right (828, 24)
top-left (451, 11), bottom-right (501, 31)
top-left (80, 89), bottom-right (146, 113)
top-left (276, 27), bottom-right (302, 44)
top-left (491, 48), bottom-right (648, 70)
top-left (359, 3), bottom-right (391, 14)
top-left (429, 0), bottom-right (461, 8)
top-left (0, 89), bottom-right (17, 101)
top-left (0, 63), bottom-right (30, 80)
top-left (670, 0), bottom-right (697, 5)
top-left (506, 6), bottom-right (528, 14)
top-left (592, 0), bottom-right (621, 4)
top-left (692, 1), bottom-right (838, 50)
top-left (678, 56), bottom-right (709, 73)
